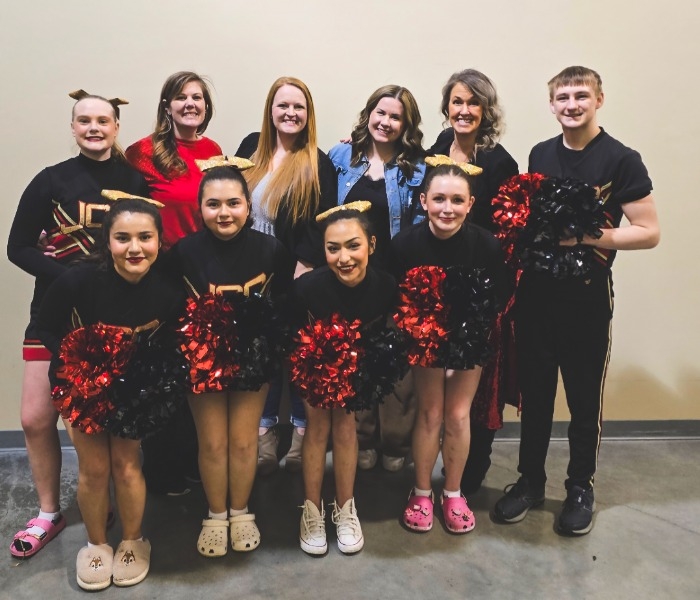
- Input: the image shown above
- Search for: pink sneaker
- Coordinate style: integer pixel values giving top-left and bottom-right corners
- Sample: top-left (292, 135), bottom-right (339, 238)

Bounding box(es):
top-left (403, 490), bottom-right (434, 532)
top-left (441, 494), bottom-right (475, 534)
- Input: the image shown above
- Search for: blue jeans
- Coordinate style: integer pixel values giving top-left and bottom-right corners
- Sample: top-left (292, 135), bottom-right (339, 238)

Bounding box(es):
top-left (260, 372), bottom-right (307, 429)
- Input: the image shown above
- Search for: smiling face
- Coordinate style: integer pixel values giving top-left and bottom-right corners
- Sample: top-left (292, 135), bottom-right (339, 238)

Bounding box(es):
top-left (550, 84), bottom-right (603, 132)
top-left (108, 212), bottom-right (160, 283)
top-left (368, 96), bottom-right (404, 147)
top-left (271, 84), bottom-right (308, 141)
top-left (324, 218), bottom-right (375, 288)
top-left (421, 174), bottom-right (474, 240)
top-left (167, 80), bottom-right (206, 139)
top-left (448, 83), bottom-right (483, 140)
top-left (200, 178), bottom-right (250, 241)
top-left (71, 98), bottom-right (119, 161)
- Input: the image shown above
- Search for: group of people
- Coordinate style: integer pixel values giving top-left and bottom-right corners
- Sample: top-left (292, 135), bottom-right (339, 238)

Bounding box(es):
top-left (6, 65), bottom-right (659, 591)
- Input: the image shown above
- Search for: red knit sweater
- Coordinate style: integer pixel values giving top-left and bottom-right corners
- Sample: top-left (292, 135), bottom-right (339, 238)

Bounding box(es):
top-left (126, 136), bottom-right (222, 247)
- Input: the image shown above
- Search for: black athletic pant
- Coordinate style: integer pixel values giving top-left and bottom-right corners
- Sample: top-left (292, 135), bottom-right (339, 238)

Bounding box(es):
top-left (515, 269), bottom-right (613, 490)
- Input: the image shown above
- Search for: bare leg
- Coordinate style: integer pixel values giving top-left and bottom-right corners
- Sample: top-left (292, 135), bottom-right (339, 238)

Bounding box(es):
top-left (302, 401), bottom-right (331, 510)
top-left (110, 436), bottom-right (146, 540)
top-left (331, 409), bottom-right (358, 506)
top-left (20, 361), bottom-right (61, 513)
top-left (411, 367), bottom-right (446, 491)
top-left (189, 393), bottom-right (229, 514)
top-left (442, 368), bottom-right (482, 492)
top-left (227, 387), bottom-right (267, 511)
top-left (71, 430), bottom-right (111, 544)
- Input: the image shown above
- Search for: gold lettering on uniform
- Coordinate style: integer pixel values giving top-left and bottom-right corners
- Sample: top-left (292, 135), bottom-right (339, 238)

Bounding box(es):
top-left (594, 181), bottom-right (613, 205)
top-left (84, 204), bottom-right (111, 228)
top-left (59, 201), bottom-right (111, 234)
top-left (209, 273), bottom-right (268, 296)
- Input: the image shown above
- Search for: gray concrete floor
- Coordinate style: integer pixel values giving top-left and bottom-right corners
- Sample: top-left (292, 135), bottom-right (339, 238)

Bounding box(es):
top-left (2, 439), bottom-right (700, 599)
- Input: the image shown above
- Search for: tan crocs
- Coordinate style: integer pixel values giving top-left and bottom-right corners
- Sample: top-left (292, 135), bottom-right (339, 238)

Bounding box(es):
top-left (229, 513), bottom-right (260, 552)
top-left (197, 518), bottom-right (228, 557)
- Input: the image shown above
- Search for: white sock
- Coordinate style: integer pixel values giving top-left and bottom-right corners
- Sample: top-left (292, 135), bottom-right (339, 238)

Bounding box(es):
top-left (208, 509), bottom-right (227, 521)
top-left (229, 506), bottom-right (248, 518)
top-left (413, 487), bottom-right (432, 497)
top-left (443, 489), bottom-right (461, 498)
top-left (25, 510), bottom-right (60, 537)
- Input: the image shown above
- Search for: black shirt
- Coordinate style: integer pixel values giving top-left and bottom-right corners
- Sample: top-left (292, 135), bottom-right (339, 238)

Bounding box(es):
top-left (528, 128), bottom-right (653, 270)
top-left (169, 227), bottom-right (294, 300)
top-left (390, 221), bottom-right (511, 310)
top-left (344, 175), bottom-right (392, 269)
top-left (292, 266), bottom-right (396, 326)
top-left (36, 261), bottom-right (184, 357)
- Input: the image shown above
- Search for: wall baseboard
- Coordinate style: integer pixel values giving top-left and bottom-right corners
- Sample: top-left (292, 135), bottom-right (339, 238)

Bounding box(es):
top-left (1, 420), bottom-right (699, 449)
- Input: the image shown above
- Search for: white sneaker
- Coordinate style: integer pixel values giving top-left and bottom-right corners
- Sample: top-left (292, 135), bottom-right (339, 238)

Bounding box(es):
top-left (257, 428), bottom-right (279, 475)
top-left (357, 449), bottom-right (378, 470)
top-left (331, 498), bottom-right (364, 554)
top-left (299, 500), bottom-right (327, 555)
top-left (285, 427), bottom-right (304, 472)
top-left (382, 454), bottom-right (406, 472)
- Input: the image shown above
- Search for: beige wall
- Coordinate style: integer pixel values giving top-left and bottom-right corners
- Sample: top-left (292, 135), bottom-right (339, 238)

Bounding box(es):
top-left (1, 1), bottom-right (698, 430)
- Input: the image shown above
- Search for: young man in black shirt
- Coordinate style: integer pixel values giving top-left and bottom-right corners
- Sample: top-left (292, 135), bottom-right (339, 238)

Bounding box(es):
top-left (493, 66), bottom-right (660, 535)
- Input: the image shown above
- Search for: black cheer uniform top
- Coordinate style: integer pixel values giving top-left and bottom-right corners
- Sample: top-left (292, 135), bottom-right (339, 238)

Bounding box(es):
top-left (529, 128), bottom-right (653, 272)
top-left (169, 227), bottom-right (294, 300)
top-left (391, 221), bottom-right (511, 310)
top-left (7, 154), bottom-right (149, 339)
top-left (292, 266), bottom-right (396, 326)
top-left (36, 261), bottom-right (184, 360)
top-left (235, 132), bottom-right (337, 267)
top-left (427, 129), bottom-right (519, 232)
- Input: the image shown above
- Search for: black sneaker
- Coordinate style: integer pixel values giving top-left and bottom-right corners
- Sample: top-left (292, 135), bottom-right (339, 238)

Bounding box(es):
top-left (557, 486), bottom-right (595, 535)
top-left (493, 477), bottom-right (545, 523)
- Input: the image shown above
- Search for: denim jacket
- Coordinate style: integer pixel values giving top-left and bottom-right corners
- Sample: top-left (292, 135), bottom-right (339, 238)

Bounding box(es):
top-left (328, 143), bottom-right (426, 238)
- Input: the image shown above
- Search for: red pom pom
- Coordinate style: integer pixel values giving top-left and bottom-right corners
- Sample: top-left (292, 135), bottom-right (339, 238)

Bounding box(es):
top-left (290, 314), bottom-right (362, 409)
top-left (52, 324), bottom-right (134, 433)
top-left (180, 293), bottom-right (240, 393)
top-left (492, 173), bottom-right (545, 268)
top-left (394, 266), bottom-right (449, 367)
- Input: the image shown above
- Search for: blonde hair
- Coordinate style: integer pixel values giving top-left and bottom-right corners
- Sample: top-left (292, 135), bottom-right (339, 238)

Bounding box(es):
top-left (245, 77), bottom-right (320, 224)
top-left (548, 66), bottom-right (603, 99)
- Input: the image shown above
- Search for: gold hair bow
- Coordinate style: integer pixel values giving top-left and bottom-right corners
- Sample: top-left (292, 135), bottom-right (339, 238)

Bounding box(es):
top-left (315, 200), bottom-right (372, 223)
top-left (101, 190), bottom-right (165, 209)
top-left (68, 90), bottom-right (129, 116)
top-left (195, 155), bottom-right (255, 172)
top-left (425, 155), bottom-right (483, 176)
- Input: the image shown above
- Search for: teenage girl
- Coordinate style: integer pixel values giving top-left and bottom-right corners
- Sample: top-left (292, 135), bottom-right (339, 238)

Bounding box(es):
top-left (391, 164), bottom-right (509, 534)
top-left (170, 166), bottom-right (294, 557)
top-left (7, 92), bottom-right (148, 559)
top-left (293, 204), bottom-right (400, 555)
top-left (36, 198), bottom-right (183, 590)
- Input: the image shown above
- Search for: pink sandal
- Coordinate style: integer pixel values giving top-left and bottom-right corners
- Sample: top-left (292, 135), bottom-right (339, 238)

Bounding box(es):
top-left (441, 494), bottom-right (475, 534)
top-left (10, 514), bottom-right (66, 558)
top-left (403, 490), bottom-right (434, 532)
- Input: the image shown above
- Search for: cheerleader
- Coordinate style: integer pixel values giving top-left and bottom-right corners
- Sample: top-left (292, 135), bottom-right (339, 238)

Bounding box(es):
top-left (35, 198), bottom-right (184, 590)
top-left (6, 91), bottom-right (148, 559)
top-left (171, 165), bottom-right (294, 557)
top-left (291, 203), bottom-right (403, 555)
top-left (391, 164), bottom-right (510, 534)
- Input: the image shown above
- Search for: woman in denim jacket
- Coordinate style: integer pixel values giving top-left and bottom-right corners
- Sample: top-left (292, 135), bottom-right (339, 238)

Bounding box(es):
top-left (328, 85), bottom-right (426, 473)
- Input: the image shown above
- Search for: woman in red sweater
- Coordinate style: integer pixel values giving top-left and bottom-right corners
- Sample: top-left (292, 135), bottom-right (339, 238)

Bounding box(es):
top-left (126, 71), bottom-right (222, 248)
